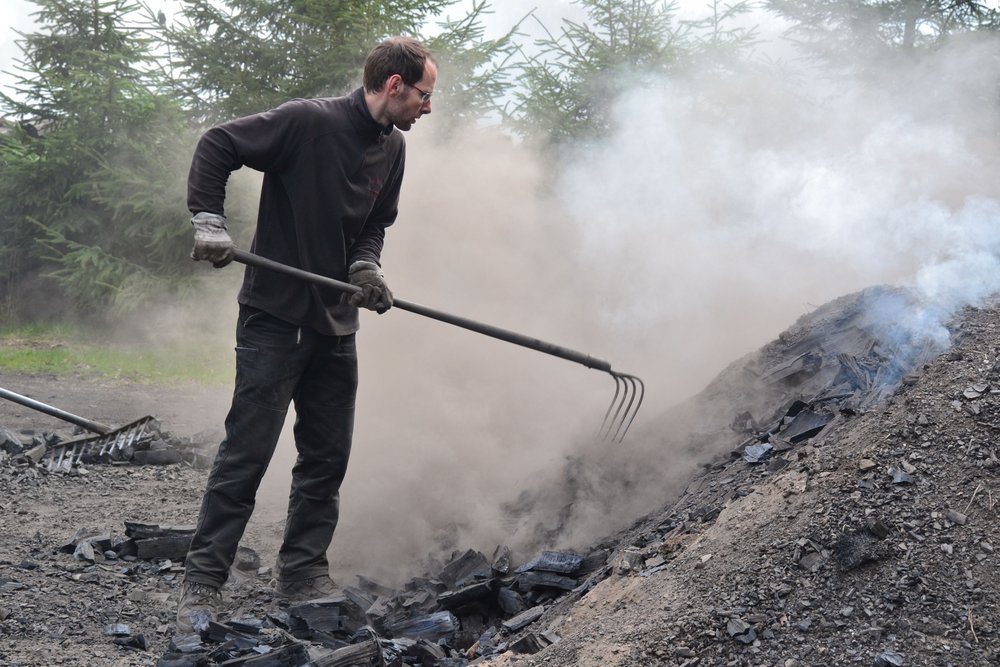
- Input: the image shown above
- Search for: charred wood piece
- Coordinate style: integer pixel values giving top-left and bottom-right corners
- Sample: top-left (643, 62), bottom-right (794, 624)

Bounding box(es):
top-left (124, 522), bottom-right (196, 561)
top-left (0, 427), bottom-right (23, 455)
top-left (501, 604), bottom-right (545, 632)
top-left (496, 587), bottom-right (527, 616)
top-left (402, 637), bottom-right (447, 661)
top-left (205, 622), bottom-right (260, 650)
top-left (168, 634), bottom-right (206, 654)
top-left (437, 549), bottom-right (492, 589)
top-left (515, 571), bottom-right (578, 592)
top-left (385, 610), bottom-right (459, 642)
top-left (216, 642), bottom-right (310, 666)
top-left (310, 638), bottom-right (381, 667)
top-left (156, 653), bottom-right (210, 666)
top-left (342, 586), bottom-right (375, 613)
top-left (491, 545), bottom-right (512, 574)
top-left (508, 630), bottom-right (559, 654)
top-left (286, 596), bottom-right (364, 636)
top-left (60, 528), bottom-right (112, 555)
top-left (760, 352), bottom-right (822, 386)
top-left (437, 579), bottom-right (495, 611)
top-left (780, 409), bottom-right (833, 443)
top-left (515, 550), bottom-right (583, 575)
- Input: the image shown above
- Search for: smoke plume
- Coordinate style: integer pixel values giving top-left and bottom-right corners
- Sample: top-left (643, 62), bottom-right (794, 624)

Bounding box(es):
top-left (176, 30), bottom-right (1000, 584)
top-left (510, 33), bottom-right (1000, 553)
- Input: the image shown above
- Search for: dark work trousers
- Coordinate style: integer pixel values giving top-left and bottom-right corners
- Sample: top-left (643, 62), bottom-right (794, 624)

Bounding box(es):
top-left (184, 304), bottom-right (358, 588)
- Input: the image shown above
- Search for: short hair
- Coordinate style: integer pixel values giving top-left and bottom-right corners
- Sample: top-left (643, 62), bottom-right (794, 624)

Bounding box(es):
top-left (363, 37), bottom-right (435, 93)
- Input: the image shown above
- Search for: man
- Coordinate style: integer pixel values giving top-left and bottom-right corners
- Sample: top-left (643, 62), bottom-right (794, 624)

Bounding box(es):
top-left (177, 37), bottom-right (436, 634)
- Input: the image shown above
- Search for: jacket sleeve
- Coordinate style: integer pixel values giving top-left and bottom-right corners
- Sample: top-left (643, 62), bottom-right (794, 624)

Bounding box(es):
top-left (187, 101), bottom-right (312, 216)
top-left (348, 140), bottom-right (406, 266)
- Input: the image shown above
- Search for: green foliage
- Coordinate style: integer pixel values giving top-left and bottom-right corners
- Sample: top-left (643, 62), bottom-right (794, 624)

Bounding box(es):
top-left (767, 0), bottom-right (1000, 59)
top-left (508, 0), bottom-right (758, 147)
top-left (0, 0), bottom-right (195, 318)
top-left (422, 1), bottom-right (522, 132)
top-left (165, 0), bottom-right (456, 121)
top-left (685, 0), bottom-right (759, 68)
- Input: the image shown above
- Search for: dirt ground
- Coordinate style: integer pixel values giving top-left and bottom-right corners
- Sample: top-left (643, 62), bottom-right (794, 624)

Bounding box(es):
top-left (1, 298), bottom-right (999, 666)
top-left (0, 376), bottom-right (221, 666)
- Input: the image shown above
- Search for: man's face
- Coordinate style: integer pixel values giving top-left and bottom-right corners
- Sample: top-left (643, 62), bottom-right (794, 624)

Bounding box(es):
top-left (387, 61), bottom-right (437, 132)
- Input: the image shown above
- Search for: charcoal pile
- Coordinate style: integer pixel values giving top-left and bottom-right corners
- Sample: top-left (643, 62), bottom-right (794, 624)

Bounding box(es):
top-left (0, 425), bottom-right (49, 467)
top-left (678, 285), bottom-right (947, 454)
top-left (153, 546), bottom-right (617, 666)
top-left (485, 297), bottom-right (999, 666)
top-left (496, 286), bottom-right (949, 565)
top-left (59, 522), bottom-right (207, 565)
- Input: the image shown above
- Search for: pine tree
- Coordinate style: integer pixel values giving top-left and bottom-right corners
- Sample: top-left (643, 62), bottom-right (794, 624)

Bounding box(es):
top-left (165, 0), bottom-right (456, 121)
top-left (510, 0), bottom-right (692, 146)
top-left (767, 0), bottom-right (1000, 59)
top-left (421, 0), bottom-right (521, 133)
top-left (508, 0), bottom-right (757, 148)
top-left (0, 0), bottom-right (194, 317)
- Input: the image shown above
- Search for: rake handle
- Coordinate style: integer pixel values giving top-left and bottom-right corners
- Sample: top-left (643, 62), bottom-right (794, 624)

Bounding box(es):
top-left (0, 387), bottom-right (112, 434)
top-left (231, 249), bottom-right (614, 372)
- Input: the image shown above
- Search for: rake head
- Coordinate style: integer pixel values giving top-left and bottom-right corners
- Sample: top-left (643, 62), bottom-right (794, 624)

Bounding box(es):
top-left (598, 371), bottom-right (646, 443)
top-left (45, 416), bottom-right (159, 472)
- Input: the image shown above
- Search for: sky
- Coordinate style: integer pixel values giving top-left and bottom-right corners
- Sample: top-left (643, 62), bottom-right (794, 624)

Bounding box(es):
top-left (0, 0), bottom-right (34, 83)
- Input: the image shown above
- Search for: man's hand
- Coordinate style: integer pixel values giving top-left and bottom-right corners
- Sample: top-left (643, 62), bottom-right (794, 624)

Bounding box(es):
top-left (190, 212), bottom-right (235, 268)
top-left (348, 261), bottom-right (393, 314)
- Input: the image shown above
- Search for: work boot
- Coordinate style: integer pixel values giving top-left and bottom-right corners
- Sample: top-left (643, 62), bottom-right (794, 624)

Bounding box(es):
top-left (272, 574), bottom-right (338, 602)
top-left (175, 581), bottom-right (221, 634)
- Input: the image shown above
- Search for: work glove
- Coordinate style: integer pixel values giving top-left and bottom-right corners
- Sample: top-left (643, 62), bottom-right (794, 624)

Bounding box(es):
top-left (348, 260), bottom-right (393, 314)
top-left (190, 212), bottom-right (235, 268)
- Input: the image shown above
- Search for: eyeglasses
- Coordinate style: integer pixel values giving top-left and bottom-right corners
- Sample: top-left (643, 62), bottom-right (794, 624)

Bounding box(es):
top-left (406, 82), bottom-right (433, 103)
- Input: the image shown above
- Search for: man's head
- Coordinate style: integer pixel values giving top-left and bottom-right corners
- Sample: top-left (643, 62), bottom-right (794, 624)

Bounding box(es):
top-left (363, 37), bottom-right (437, 132)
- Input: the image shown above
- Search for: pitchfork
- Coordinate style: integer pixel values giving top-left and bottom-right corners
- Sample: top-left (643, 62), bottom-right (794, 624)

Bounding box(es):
top-left (231, 250), bottom-right (645, 442)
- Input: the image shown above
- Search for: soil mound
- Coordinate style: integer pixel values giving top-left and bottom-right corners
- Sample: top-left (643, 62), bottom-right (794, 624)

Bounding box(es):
top-left (490, 292), bottom-right (998, 666)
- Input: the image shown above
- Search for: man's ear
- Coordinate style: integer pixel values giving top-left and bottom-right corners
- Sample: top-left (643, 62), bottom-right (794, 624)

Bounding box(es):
top-left (385, 74), bottom-right (405, 97)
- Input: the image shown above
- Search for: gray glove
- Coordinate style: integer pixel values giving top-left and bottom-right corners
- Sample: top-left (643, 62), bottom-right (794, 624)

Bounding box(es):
top-left (190, 212), bottom-right (235, 268)
top-left (348, 260), bottom-right (393, 313)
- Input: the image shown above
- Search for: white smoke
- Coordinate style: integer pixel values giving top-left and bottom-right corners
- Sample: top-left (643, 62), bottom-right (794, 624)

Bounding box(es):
top-left (473, 31), bottom-right (1000, 553)
top-left (558, 35), bottom-right (1000, 406)
top-left (247, 30), bottom-right (1000, 582)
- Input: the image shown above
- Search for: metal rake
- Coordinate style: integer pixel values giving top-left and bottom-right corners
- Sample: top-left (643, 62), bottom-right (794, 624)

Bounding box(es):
top-left (0, 387), bottom-right (157, 471)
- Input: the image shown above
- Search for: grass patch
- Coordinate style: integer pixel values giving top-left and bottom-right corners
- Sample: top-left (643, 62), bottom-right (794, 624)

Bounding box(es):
top-left (0, 323), bottom-right (232, 385)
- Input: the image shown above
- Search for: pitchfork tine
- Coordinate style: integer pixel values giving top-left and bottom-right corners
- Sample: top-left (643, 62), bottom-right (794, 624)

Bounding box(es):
top-left (599, 375), bottom-right (624, 440)
top-left (610, 373), bottom-right (645, 443)
top-left (601, 372), bottom-right (641, 443)
top-left (600, 373), bottom-right (630, 442)
top-left (608, 374), bottom-right (634, 442)
top-left (605, 375), bottom-right (631, 441)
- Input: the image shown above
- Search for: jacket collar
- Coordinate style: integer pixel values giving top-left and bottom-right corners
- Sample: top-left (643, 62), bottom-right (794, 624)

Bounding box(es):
top-left (349, 87), bottom-right (394, 140)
